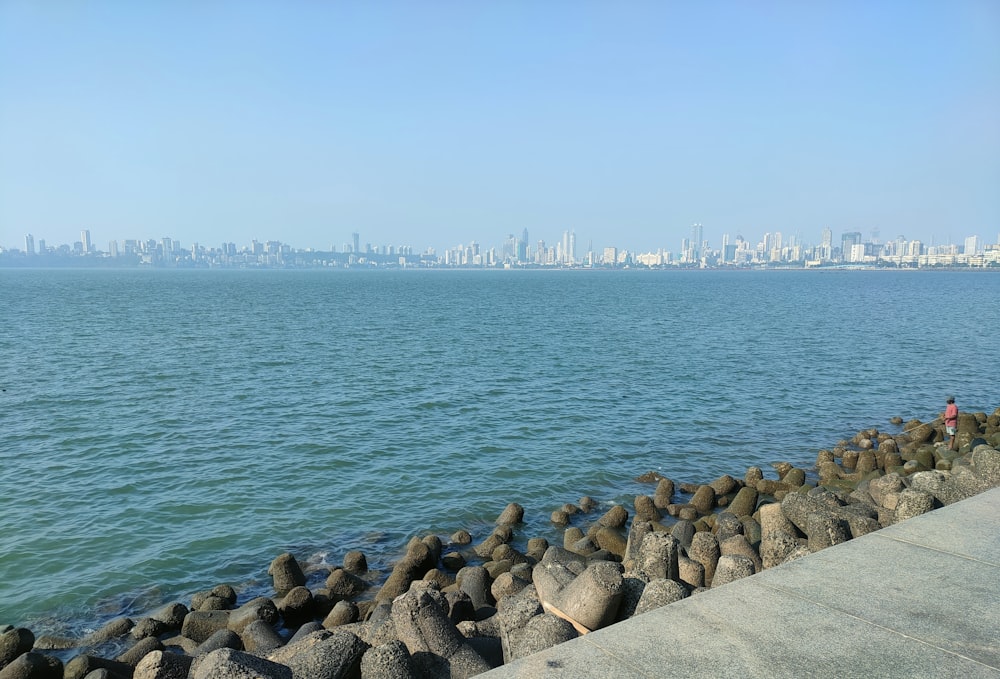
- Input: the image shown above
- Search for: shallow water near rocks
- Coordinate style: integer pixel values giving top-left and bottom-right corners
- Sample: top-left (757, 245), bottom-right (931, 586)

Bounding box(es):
top-left (1, 268), bottom-right (997, 636)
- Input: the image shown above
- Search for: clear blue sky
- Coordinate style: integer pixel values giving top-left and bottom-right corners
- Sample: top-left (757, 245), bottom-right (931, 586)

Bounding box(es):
top-left (1, 1), bottom-right (998, 254)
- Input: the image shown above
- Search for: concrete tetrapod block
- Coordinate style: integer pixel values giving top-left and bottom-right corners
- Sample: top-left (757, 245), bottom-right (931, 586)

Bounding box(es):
top-left (633, 578), bottom-right (689, 616)
top-left (268, 552), bottom-right (307, 597)
top-left (267, 629), bottom-right (369, 679)
top-left (0, 628), bottom-right (34, 670)
top-left (637, 532), bottom-right (680, 581)
top-left (390, 587), bottom-right (493, 679)
top-left (545, 561), bottom-right (624, 634)
top-left (360, 640), bottom-right (416, 679)
top-left (132, 650), bottom-right (193, 679)
top-left (0, 652), bottom-right (63, 679)
top-left (192, 648), bottom-right (291, 679)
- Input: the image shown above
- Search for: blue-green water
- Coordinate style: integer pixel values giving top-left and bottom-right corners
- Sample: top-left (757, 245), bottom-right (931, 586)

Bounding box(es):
top-left (1, 269), bottom-right (997, 633)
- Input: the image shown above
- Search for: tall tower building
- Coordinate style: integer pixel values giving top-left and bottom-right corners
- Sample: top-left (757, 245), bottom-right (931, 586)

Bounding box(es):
top-left (821, 227), bottom-right (833, 260)
top-left (691, 223), bottom-right (703, 261)
top-left (24, 233), bottom-right (34, 255)
top-left (81, 229), bottom-right (92, 254)
top-left (562, 230), bottom-right (576, 265)
top-left (964, 235), bottom-right (982, 255)
top-left (352, 232), bottom-right (360, 254)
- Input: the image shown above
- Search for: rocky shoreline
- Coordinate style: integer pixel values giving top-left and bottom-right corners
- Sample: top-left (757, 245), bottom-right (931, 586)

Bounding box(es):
top-left (2, 408), bottom-right (999, 679)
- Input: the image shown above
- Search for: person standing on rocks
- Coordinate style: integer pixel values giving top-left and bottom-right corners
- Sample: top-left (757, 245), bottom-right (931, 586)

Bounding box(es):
top-left (944, 396), bottom-right (959, 451)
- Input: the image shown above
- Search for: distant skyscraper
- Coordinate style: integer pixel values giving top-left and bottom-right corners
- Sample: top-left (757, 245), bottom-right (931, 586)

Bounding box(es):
top-left (562, 230), bottom-right (576, 265)
top-left (81, 229), bottom-right (92, 254)
top-left (24, 233), bottom-right (34, 255)
top-left (841, 232), bottom-right (862, 261)
top-left (352, 232), bottom-right (360, 254)
top-left (964, 235), bottom-right (982, 255)
top-left (821, 227), bottom-right (833, 260)
top-left (691, 223), bottom-right (703, 261)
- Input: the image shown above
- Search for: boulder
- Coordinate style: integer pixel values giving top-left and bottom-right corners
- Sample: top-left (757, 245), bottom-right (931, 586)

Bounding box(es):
top-left (390, 587), bottom-right (492, 679)
top-left (495, 502), bottom-right (525, 526)
top-left (0, 628), bottom-right (34, 670)
top-left (633, 579), bottom-right (688, 616)
top-left (687, 532), bottom-right (720, 586)
top-left (269, 552), bottom-right (306, 596)
top-left (132, 650), bottom-right (193, 679)
top-left (0, 652), bottom-right (62, 679)
top-left (192, 648), bottom-right (291, 679)
top-left (360, 640), bottom-right (416, 679)
top-left (268, 629), bottom-right (369, 679)
top-left (712, 554), bottom-right (756, 587)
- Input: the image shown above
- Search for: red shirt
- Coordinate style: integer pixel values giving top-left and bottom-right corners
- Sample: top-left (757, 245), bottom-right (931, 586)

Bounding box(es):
top-left (945, 403), bottom-right (958, 426)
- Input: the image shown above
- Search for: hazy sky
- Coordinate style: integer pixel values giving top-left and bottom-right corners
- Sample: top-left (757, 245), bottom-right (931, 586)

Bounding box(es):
top-left (1, 1), bottom-right (998, 254)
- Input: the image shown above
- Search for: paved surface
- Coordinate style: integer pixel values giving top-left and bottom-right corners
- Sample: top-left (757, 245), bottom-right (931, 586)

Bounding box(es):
top-left (481, 487), bottom-right (1000, 678)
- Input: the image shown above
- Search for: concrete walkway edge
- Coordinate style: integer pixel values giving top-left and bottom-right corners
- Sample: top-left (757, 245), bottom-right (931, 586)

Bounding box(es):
top-left (481, 487), bottom-right (1000, 678)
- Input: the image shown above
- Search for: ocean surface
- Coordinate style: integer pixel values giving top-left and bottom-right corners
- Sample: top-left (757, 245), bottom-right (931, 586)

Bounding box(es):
top-left (1, 268), bottom-right (997, 637)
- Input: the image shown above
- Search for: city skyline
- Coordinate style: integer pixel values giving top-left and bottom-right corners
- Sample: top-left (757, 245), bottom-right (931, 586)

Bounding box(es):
top-left (6, 223), bottom-right (998, 269)
top-left (2, 3), bottom-right (998, 253)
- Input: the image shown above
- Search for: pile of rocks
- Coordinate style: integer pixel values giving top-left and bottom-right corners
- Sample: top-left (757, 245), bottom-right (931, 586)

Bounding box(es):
top-left (2, 408), bottom-right (999, 679)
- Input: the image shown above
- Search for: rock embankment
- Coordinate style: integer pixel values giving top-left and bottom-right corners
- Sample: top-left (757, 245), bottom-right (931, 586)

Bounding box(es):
top-left (3, 408), bottom-right (1000, 679)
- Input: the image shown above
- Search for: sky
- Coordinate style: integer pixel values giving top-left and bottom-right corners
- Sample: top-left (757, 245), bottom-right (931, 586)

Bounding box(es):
top-left (1, 1), bottom-right (998, 255)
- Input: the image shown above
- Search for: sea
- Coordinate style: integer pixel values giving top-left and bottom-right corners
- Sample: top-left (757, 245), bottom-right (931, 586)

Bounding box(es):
top-left (1, 268), bottom-right (997, 639)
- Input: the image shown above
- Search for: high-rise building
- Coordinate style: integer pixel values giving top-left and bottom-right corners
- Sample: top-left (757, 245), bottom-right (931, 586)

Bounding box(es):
top-left (562, 230), bottom-right (576, 265)
top-left (691, 223), bottom-right (703, 261)
top-left (24, 233), bottom-right (34, 255)
top-left (352, 232), bottom-right (360, 254)
top-left (821, 227), bottom-right (833, 261)
top-left (841, 232), bottom-right (862, 261)
top-left (81, 229), bottom-right (92, 254)
top-left (964, 235), bottom-right (982, 255)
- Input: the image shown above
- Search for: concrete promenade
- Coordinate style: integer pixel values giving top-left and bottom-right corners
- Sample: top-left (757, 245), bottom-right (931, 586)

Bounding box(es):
top-left (482, 487), bottom-right (1000, 679)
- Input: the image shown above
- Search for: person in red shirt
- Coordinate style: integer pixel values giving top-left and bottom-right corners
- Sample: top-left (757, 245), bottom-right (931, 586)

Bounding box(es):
top-left (944, 396), bottom-right (959, 451)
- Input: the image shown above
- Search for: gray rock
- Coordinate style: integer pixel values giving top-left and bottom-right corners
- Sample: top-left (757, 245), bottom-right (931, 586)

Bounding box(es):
top-left (343, 550), bottom-right (368, 574)
top-left (895, 488), bottom-right (936, 522)
top-left (0, 652), bottom-right (62, 679)
top-left (496, 590), bottom-right (544, 663)
top-left (457, 565), bottom-right (494, 610)
top-left (807, 513), bottom-right (849, 552)
top-left (269, 553), bottom-right (307, 597)
top-left (712, 554), bottom-right (756, 587)
top-left (548, 561), bottom-right (623, 632)
top-left (323, 600), bottom-right (360, 628)
top-left (132, 650), bottom-right (192, 679)
top-left (670, 520), bottom-right (696, 549)
top-left (677, 554), bottom-right (704, 589)
top-left (714, 512), bottom-right (744, 542)
top-left (149, 602), bottom-right (189, 630)
top-left (688, 531), bottom-right (720, 585)
top-left (634, 578), bottom-right (689, 615)
top-left (495, 502), bottom-right (525, 526)
top-left (760, 530), bottom-right (800, 569)
top-left (116, 636), bottom-right (163, 667)
top-left (195, 628), bottom-right (244, 655)
top-left (726, 486), bottom-right (758, 517)
top-left (360, 640), bottom-right (415, 679)
top-left (720, 534), bottom-right (762, 573)
top-left (241, 619), bottom-right (284, 655)
top-left (0, 628), bottom-right (34, 670)
top-left (182, 610), bottom-right (231, 644)
top-left (228, 596), bottom-right (279, 635)
top-left (390, 588), bottom-right (491, 679)
top-left (192, 648), bottom-right (291, 679)
top-left (689, 485), bottom-right (716, 514)
top-left (268, 629), bottom-right (369, 679)
top-left (376, 540), bottom-right (438, 603)
top-left (63, 655), bottom-right (132, 679)
top-left (653, 478), bottom-right (675, 508)
top-left (637, 532), bottom-right (680, 581)
top-left (277, 586), bottom-right (315, 627)
top-left (507, 614), bottom-right (577, 662)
